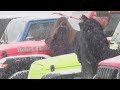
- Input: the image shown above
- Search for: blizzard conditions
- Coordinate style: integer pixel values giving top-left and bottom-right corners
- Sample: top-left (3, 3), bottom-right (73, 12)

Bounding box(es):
top-left (0, 11), bottom-right (120, 79)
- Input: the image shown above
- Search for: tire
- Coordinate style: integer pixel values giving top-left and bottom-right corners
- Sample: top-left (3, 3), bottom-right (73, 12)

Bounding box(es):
top-left (9, 70), bottom-right (29, 79)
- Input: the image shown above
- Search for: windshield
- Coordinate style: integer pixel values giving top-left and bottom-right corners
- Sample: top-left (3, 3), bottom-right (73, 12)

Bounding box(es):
top-left (111, 21), bottom-right (120, 42)
top-left (26, 22), bottom-right (55, 41)
top-left (1, 19), bottom-right (26, 43)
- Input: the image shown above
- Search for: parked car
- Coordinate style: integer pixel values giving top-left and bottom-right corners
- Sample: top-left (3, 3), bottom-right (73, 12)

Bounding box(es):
top-left (93, 55), bottom-right (120, 79)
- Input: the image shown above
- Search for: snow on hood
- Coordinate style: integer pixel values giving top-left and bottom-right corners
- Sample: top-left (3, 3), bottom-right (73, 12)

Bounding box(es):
top-left (99, 55), bottom-right (120, 68)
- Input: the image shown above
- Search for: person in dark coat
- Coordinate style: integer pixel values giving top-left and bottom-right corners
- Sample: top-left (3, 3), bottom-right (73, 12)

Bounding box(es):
top-left (45, 17), bottom-right (77, 56)
top-left (74, 13), bottom-right (113, 79)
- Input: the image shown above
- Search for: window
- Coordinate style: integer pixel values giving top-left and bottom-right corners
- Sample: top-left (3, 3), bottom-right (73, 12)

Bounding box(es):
top-left (111, 21), bottom-right (120, 42)
top-left (1, 20), bottom-right (26, 43)
top-left (26, 22), bottom-right (55, 41)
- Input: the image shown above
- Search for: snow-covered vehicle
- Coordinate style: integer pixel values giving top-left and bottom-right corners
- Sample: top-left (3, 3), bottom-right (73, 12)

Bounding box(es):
top-left (93, 55), bottom-right (120, 79)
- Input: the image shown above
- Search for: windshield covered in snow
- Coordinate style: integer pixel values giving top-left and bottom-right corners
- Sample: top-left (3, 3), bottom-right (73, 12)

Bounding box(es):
top-left (1, 19), bottom-right (26, 43)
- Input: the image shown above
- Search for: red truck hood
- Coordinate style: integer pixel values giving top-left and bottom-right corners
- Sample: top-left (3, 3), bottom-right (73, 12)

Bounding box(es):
top-left (99, 55), bottom-right (120, 68)
top-left (0, 40), bottom-right (52, 59)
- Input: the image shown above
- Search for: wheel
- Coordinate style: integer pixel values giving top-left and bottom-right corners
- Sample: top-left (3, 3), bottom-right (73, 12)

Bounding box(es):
top-left (9, 70), bottom-right (29, 79)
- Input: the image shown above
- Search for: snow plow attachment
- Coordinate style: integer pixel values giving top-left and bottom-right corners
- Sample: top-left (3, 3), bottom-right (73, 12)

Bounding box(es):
top-left (28, 53), bottom-right (81, 79)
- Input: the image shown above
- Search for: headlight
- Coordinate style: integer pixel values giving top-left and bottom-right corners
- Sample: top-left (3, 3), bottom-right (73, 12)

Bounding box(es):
top-left (0, 64), bottom-right (8, 68)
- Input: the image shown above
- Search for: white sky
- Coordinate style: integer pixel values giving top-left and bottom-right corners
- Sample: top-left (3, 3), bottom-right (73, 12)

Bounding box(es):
top-left (0, 11), bottom-right (89, 18)
top-left (0, 11), bottom-right (73, 18)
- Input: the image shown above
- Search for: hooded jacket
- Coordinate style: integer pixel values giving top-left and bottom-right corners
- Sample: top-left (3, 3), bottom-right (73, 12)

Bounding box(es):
top-left (74, 15), bottom-right (110, 78)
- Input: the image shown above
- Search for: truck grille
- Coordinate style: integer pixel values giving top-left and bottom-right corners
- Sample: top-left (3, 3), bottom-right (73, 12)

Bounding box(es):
top-left (95, 66), bottom-right (119, 79)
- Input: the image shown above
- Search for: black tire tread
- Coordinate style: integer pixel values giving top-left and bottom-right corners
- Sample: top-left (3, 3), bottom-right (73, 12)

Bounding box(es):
top-left (9, 70), bottom-right (29, 79)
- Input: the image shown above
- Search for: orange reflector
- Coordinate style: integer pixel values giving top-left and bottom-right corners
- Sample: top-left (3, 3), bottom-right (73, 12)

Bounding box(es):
top-left (0, 64), bottom-right (8, 68)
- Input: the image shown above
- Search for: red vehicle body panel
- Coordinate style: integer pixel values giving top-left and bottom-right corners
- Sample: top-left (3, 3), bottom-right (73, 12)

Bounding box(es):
top-left (99, 55), bottom-right (120, 68)
top-left (0, 40), bottom-right (52, 59)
